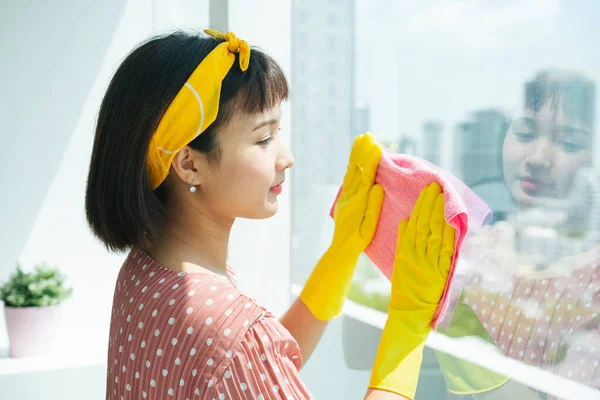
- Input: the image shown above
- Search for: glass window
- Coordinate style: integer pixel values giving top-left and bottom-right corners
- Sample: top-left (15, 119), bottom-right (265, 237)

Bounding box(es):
top-left (291, 0), bottom-right (600, 398)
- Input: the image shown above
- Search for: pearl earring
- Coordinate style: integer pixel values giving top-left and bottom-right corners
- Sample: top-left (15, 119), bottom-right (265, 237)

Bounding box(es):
top-left (189, 180), bottom-right (197, 193)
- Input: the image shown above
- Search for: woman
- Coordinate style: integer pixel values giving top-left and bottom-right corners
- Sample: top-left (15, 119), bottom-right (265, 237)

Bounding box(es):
top-left (85, 29), bottom-right (456, 400)
top-left (436, 71), bottom-right (600, 399)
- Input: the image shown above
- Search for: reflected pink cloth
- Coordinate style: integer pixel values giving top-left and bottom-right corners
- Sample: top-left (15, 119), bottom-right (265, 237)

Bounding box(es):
top-left (330, 152), bottom-right (492, 328)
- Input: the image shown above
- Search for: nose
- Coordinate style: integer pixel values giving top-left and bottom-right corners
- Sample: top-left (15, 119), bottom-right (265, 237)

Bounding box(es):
top-left (276, 141), bottom-right (294, 171)
top-left (525, 137), bottom-right (554, 171)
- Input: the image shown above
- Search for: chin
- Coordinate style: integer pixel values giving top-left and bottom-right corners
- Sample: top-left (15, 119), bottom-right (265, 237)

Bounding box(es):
top-left (511, 186), bottom-right (536, 208)
top-left (262, 202), bottom-right (279, 218)
top-left (242, 202), bottom-right (279, 220)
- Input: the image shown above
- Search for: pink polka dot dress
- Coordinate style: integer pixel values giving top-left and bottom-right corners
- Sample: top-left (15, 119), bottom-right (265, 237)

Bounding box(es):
top-left (106, 249), bottom-right (313, 399)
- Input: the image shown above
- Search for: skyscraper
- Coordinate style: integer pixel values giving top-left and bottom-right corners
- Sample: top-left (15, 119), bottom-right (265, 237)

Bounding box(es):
top-left (291, 0), bottom-right (355, 283)
top-left (353, 104), bottom-right (370, 137)
top-left (398, 136), bottom-right (417, 155)
top-left (421, 121), bottom-right (443, 166)
top-left (454, 109), bottom-right (509, 187)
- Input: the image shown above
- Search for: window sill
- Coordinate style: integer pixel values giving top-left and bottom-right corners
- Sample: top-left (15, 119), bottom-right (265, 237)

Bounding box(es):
top-left (0, 332), bottom-right (106, 377)
top-left (0, 350), bottom-right (105, 377)
top-left (290, 283), bottom-right (600, 400)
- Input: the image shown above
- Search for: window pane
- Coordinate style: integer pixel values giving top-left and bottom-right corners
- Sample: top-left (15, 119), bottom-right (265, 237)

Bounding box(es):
top-left (291, 0), bottom-right (600, 398)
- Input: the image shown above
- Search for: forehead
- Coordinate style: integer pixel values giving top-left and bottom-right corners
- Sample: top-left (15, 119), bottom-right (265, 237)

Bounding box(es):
top-left (525, 95), bottom-right (591, 129)
top-left (221, 106), bottom-right (282, 137)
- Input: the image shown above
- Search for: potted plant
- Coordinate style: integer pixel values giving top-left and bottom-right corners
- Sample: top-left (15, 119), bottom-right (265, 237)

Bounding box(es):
top-left (0, 263), bottom-right (73, 358)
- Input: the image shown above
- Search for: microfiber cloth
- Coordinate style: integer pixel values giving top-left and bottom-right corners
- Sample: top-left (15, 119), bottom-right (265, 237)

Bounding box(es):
top-left (330, 151), bottom-right (492, 329)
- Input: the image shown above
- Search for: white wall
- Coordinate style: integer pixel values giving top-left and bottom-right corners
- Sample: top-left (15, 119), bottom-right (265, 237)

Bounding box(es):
top-left (0, 0), bottom-right (126, 281)
top-left (0, 1), bottom-right (211, 398)
top-left (0, 0), bottom-right (216, 335)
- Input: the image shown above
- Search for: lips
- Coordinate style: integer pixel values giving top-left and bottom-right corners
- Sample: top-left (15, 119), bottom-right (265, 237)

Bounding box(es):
top-left (519, 176), bottom-right (555, 195)
top-left (271, 179), bottom-right (285, 189)
top-left (270, 179), bottom-right (285, 194)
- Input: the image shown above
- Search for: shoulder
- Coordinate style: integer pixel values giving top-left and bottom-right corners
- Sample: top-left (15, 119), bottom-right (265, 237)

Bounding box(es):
top-left (109, 251), bottom-right (277, 397)
top-left (113, 251), bottom-right (269, 342)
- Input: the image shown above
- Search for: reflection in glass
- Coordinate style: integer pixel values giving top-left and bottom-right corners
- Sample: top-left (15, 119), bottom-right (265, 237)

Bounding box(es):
top-left (291, 1), bottom-right (600, 398)
top-left (439, 70), bottom-right (599, 400)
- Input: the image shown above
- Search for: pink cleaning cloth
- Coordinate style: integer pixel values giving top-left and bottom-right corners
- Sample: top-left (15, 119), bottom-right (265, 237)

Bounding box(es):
top-left (330, 151), bottom-right (492, 329)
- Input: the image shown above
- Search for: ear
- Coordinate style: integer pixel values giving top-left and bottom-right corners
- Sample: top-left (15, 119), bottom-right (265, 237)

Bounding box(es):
top-left (170, 146), bottom-right (205, 186)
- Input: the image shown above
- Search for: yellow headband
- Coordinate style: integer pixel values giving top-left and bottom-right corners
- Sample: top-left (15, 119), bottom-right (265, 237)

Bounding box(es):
top-left (147, 29), bottom-right (250, 189)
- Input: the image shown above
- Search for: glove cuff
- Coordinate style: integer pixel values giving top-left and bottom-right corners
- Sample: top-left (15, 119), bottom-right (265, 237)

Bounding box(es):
top-left (299, 249), bottom-right (357, 320)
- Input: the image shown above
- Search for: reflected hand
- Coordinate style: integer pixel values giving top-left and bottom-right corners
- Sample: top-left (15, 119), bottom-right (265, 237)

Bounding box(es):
top-left (468, 222), bottom-right (524, 275)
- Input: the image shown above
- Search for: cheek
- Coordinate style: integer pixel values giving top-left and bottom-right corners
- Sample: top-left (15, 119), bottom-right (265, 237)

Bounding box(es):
top-left (554, 152), bottom-right (592, 183)
top-left (223, 154), bottom-right (272, 193)
top-left (242, 154), bottom-right (271, 180)
top-left (502, 137), bottom-right (523, 173)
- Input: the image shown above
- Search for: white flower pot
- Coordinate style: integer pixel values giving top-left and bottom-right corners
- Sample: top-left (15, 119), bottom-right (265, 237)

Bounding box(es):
top-left (3, 305), bottom-right (63, 358)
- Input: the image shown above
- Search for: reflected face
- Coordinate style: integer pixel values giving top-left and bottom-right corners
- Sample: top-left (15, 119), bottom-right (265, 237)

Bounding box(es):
top-left (503, 98), bottom-right (593, 207)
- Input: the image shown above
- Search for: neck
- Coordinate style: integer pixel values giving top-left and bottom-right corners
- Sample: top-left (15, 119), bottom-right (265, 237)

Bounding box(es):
top-left (150, 198), bottom-right (233, 276)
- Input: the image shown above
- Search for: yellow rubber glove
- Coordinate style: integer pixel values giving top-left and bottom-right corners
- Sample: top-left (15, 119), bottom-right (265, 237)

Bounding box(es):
top-left (369, 182), bottom-right (456, 399)
top-left (300, 133), bottom-right (384, 321)
top-left (435, 301), bottom-right (510, 395)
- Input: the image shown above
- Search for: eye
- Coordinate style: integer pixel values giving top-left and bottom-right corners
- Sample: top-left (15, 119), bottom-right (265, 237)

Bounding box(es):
top-left (515, 131), bottom-right (535, 142)
top-left (257, 137), bottom-right (274, 146)
top-left (511, 118), bottom-right (536, 141)
top-left (558, 139), bottom-right (584, 153)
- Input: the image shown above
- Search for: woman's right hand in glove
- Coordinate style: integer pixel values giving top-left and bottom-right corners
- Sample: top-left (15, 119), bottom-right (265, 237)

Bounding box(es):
top-left (366, 182), bottom-right (456, 400)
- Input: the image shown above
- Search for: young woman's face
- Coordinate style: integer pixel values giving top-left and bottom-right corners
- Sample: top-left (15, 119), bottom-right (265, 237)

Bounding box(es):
top-left (502, 97), bottom-right (593, 208)
top-left (197, 106), bottom-right (294, 221)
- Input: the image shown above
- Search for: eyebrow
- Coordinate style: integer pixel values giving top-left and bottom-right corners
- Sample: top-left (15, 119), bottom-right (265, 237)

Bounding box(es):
top-left (252, 119), bottom-right (279, 131)
top-left (558, 125), bottom-right (590, 137)
top-left (514, 116), bottom-right (535, 124)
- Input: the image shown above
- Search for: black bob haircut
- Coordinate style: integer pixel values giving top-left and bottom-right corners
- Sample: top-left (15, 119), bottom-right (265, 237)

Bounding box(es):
top-left (85, 30), bottom-right (289, 253)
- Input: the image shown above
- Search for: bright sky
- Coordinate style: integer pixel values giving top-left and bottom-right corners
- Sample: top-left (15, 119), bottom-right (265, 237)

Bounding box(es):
top-left (354, 0), bottom-right (600, 168)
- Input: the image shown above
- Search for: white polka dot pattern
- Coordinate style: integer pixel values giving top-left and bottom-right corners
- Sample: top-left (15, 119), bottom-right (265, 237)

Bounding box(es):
top-left (214, 316), bottom-right (312, 399)
top-left (106, 249), bottom-right (310, 399)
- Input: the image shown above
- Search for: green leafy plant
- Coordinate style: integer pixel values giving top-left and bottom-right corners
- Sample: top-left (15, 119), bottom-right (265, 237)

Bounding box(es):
top-left (347, 254), bottom-right (391, 313)
top-left (348, 283), bottom-right (390, 313)
top-left (0, 263), bottom-right (73, 307)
